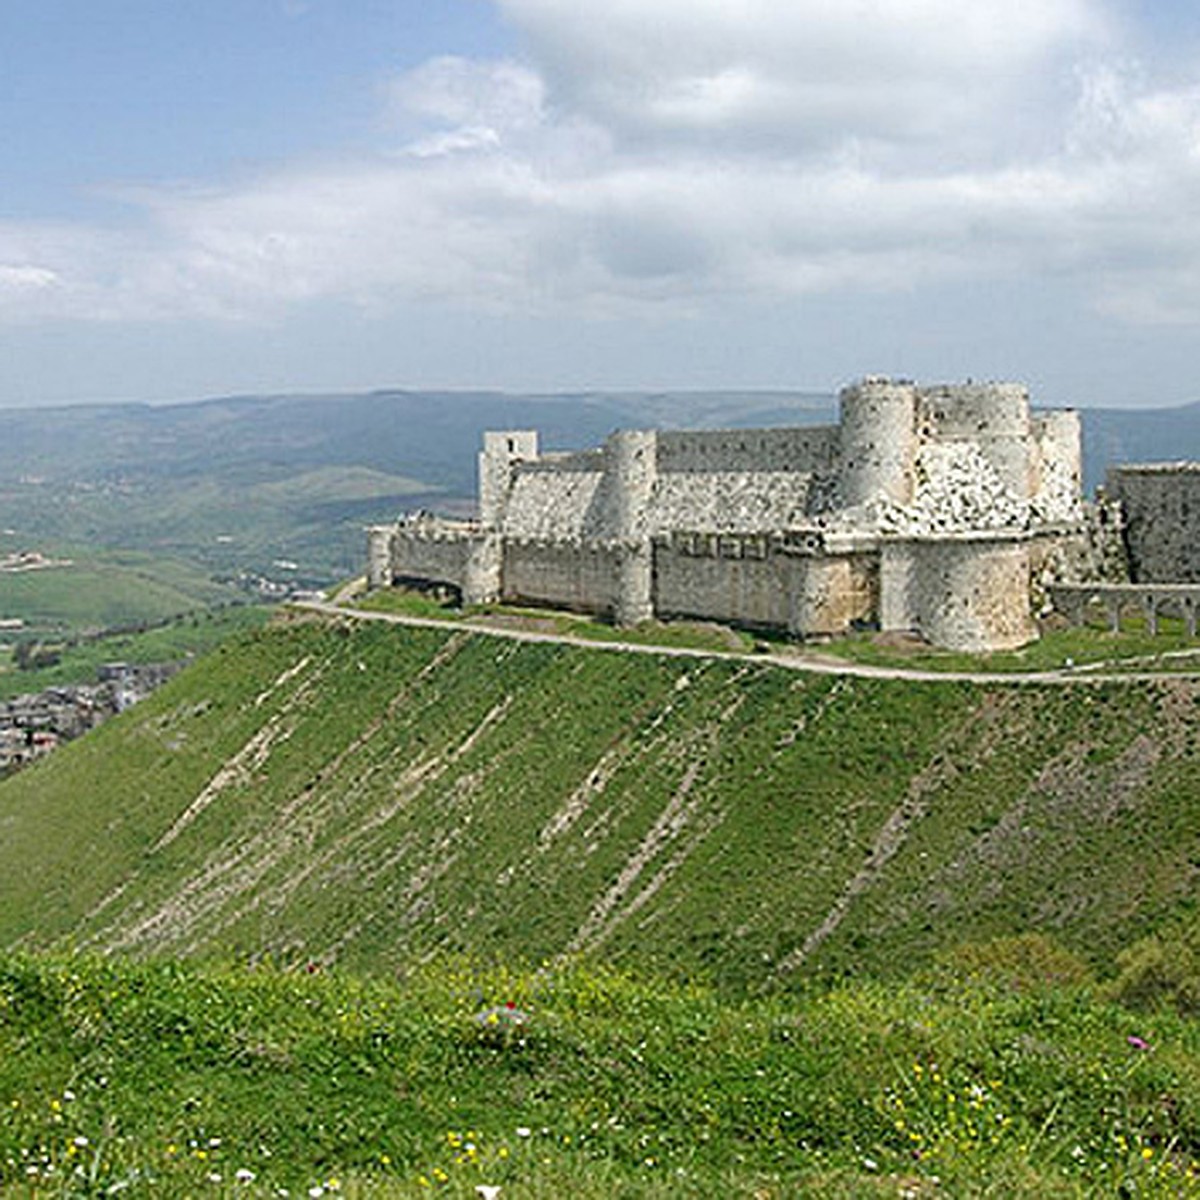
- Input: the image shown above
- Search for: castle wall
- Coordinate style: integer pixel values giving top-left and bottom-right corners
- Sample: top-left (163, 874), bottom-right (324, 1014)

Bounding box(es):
top-left (655, 427), bottom-right (839, 474)
top-left (651, 473), bottom-right (821, 533)
top-left (792, 554), bottom-right (876, 635)
top-left (390, 530), bottom-right (478, 593)
top-left (501, 541), bottom-right (620, 614)
top-left (879, 543), bottom-right (918, 633)
top-left (1108, 464), bottom-right (1200, 583)
top-left (653, 536), bottom-right (874, 635)
top-left (653, 537), bottom-right (793, 629)
top-left (502, 462), bottom-right (606, 540)
top-left (367, 527), bottom-right (394, 589)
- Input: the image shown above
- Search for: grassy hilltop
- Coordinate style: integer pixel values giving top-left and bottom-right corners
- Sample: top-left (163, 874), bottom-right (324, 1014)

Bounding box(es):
top-left (3, 613), bottom-right (1200, 1195)
top-left (1, 613), bottom-right (1197, 985)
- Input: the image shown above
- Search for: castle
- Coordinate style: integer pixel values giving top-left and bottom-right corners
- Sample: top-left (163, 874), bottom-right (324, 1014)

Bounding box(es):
top-left (368, 378), bottom-right (1089, 652)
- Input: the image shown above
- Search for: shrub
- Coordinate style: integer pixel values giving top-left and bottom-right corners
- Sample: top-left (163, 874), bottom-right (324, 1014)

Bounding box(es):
top-left (936, 933), bottom-right (1093, 992)
top-left (1106, 934), bottom-right (1200, 1016)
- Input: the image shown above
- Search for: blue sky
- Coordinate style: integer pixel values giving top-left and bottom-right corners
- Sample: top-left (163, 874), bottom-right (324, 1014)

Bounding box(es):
top-left (2, 0), bottom-right (1200, 408)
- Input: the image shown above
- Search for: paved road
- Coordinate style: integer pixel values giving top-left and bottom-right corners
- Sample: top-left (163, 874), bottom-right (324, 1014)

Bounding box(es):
top-left (293, 600), bottom-right (1200, 686)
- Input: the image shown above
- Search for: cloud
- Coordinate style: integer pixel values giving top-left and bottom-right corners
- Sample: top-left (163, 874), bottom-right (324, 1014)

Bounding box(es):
top-left (498, 0), bottom-right (1106, 157)
top-left (5, 0), bottom-right (1200, 329)
top-left (388, 57), bottom-right (545, 136)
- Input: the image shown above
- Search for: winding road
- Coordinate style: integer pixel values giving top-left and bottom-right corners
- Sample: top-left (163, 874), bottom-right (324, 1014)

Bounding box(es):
top-left (295, 599), bottom-right (1200, 686)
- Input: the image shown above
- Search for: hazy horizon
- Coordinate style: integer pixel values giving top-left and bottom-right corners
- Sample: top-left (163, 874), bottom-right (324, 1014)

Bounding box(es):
top-left (4, 2), bottom-right (1200, 411)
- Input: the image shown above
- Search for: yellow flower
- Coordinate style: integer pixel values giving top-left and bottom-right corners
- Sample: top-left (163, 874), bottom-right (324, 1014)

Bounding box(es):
top-left (1142, 1147), bottom-right (1154, 1160)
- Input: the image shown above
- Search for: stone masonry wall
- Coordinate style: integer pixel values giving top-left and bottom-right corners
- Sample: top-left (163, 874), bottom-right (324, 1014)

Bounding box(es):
top-left (1108, 464), bottom-right (1200, 583)
top-left (653, 536), bottom-right (874, 635)
top-left (501, 541), bottom-right (620, 614)
top-left (653, 538), bottom-right (795, 629)
top-left (389, 531), bottom-right (477, 593)
top-left (502, 466), bottom-right (605, 540)
top-left (655, 427), bottom-right (840, 474)
top-left (893, 537), bottom-right (1035, 652)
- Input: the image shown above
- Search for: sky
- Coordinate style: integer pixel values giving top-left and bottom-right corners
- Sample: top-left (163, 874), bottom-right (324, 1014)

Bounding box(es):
top-left (2, 0), bottom-right (1200, 409)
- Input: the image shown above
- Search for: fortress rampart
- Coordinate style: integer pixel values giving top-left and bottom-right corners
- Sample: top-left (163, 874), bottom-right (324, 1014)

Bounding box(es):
top-left (369, 378), bottom-right (1089, 652)
top-left (1107, 463), bottom-right (1200, 584)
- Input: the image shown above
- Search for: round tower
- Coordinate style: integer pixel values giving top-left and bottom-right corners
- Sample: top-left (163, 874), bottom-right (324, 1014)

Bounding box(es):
top-left (920, 383), bottom-right (1032, 500)
top-left (838, 378), bottom-right (919, 507)
top-left (604, 429), bottom-right (657, 626)
top-left (366, 526), bottom-right (394, 589)
top-left (604, 429), bottom-right (658, 540)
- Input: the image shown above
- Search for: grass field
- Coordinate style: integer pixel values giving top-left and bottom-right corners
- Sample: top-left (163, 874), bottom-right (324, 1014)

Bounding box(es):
top-left (2, 948), bottom-right (1199, 1197)
top-left (0, 547), bottom-right (242, 637)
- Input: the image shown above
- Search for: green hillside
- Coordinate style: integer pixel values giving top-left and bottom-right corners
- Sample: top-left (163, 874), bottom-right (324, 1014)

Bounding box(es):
top-left (1, 614), bottom-right (1196, 988)
top-left (0, 547), bottom-right (243, 637)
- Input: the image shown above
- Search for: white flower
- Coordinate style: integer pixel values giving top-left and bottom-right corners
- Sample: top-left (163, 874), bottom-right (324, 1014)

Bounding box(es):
top-left (515, 1126), bottom-right (531, 1138)
top-left (73, 1136), bottom-right (89, 1148)
top-left (476, 1187), bottom-right (502, 1200)
top-left (236, 1168), bottom-right (256, 1182)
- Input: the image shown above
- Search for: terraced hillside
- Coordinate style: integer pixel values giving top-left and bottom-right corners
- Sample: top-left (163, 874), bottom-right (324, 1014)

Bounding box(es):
top-left (0, 614), bottom-right (1197, 987)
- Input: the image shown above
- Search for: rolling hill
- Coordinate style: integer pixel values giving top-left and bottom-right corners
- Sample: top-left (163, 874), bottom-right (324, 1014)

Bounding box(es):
top-left (1, 612), bottom-right (1196, 990)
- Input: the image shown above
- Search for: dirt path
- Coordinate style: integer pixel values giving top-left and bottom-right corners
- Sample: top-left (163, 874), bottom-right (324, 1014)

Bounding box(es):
top-left (293, 600), bottom-right (1200, 686)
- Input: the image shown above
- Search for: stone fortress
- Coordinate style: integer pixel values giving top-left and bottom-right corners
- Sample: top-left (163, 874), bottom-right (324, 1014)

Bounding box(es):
top-left (367, 377), bottom-right (1127, 652)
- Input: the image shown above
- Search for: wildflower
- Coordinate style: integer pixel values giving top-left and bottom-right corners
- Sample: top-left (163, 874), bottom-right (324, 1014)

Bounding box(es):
top-left (73, 1136), bottom-right (89, 1149)
top-left (476, 1187), bottom-right (502, 1200)
top-left (516, 1127), bottom-right (531, 1138)
top-left (1127, 1035), bottom-right (1151, 1051)
top-left (236, 1168), bottom-right (256, 1183)
top-left (208, 1172), bottom-right (223, 1184)
top-left (62, 1090), bottom-right (76, 1102)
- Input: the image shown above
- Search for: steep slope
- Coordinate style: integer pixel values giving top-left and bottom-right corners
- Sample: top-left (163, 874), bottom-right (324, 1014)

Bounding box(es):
top-left (0, 614), bottom-right (1196, 987)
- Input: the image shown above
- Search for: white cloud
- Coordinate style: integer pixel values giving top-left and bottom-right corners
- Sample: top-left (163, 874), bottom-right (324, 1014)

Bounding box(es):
top-left (5, 0), bottom-right (1200, 329)
top-left (498, 0), bottom-right (1106, 156)
top-left (388, 57), bottom-right (546, 140)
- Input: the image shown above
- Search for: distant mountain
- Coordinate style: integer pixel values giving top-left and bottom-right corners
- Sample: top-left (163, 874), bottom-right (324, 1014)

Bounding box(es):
top-left (0, 388), bottom-right (1196, 580)
top-left (1080, 400), bottom-right (1200, 492)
